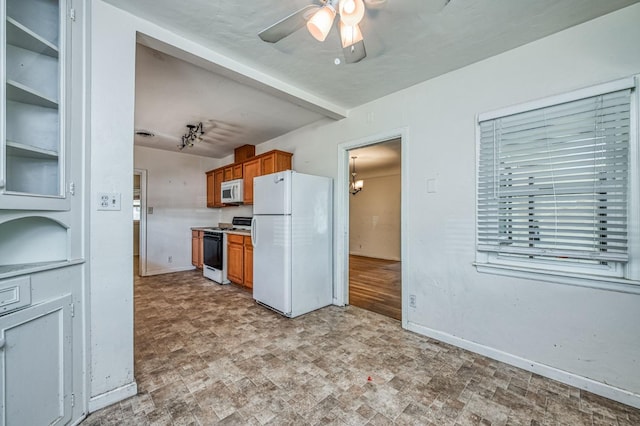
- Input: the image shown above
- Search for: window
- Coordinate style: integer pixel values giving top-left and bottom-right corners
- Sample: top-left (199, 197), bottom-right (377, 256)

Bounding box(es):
top-left (476, 78), bottom-right (639, 289)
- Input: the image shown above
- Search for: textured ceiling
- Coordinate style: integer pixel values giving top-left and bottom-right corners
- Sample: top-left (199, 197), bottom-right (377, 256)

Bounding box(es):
top-left (134, 44), bottom-right (329, 158)
top-left (106, 0), bottom-right (638, 158)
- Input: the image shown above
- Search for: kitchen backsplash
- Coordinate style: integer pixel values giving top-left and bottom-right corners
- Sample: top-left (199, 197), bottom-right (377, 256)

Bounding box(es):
top-left (218, 204), bottom-right (253, 223)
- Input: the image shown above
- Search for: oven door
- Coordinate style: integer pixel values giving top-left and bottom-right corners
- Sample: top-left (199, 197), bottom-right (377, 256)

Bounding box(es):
top-left (203, 232), bottom-right (223, 270)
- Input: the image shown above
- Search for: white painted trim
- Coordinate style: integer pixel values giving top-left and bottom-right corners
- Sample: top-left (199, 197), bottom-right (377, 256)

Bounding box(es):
top-left (144, 265), bottom-right (196, 276)
top-left (406, 321), bottom-right (640, 410)
top-left (134, 169), bottom-right (147, 276)
top-left (478, 76), bottom-right (635, 122)
top-left (335, 127), bottom-right (410, 329)
top-left (135, 32), bottom-right (347, 120)
top-left (475, 262), bottom-right (640, 295)
top-left (88, 381), bottom-right (138, 412)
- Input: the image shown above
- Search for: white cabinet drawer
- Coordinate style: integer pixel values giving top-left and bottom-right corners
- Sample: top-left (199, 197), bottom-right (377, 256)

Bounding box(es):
top-left (0, 276), bottom-right (31, 315)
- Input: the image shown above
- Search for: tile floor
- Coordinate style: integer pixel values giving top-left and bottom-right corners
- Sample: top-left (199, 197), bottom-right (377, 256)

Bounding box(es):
top-left (83, 268), bottom-right (640, 425)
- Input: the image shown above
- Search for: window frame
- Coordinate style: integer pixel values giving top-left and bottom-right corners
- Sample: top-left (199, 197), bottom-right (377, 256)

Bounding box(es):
top-left (475, 77), bottom-right (640, 294)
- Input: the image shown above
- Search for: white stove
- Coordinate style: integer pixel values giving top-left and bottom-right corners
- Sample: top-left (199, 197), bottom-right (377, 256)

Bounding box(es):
top-left (202, 217), bottom-right (252, 284)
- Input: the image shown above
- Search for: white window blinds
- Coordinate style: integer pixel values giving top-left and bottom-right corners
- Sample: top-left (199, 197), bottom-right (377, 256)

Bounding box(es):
top-left (477, 88), bottom-right (631, 263)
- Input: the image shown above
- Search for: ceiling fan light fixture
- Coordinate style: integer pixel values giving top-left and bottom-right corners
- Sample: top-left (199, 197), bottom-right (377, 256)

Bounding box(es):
top-left (307, 5), bottom-right (337, 42)
top-left (339, 21), bottom-right (363, 48)
top-left (339, 0), bottom-right (365, 26)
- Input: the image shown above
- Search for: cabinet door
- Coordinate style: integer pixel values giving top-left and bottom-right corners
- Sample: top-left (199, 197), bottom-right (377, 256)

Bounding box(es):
top-left (242, 158), bottom-right (260, 205)
top-left (213, 169), bottom-right (224, 207)
top-left (227, 238), bottom-right (244, 284)
top-left (243, 236), bottom-right (253, 290)
top-left (1, 0), bottom-right (70, 210)
top-left (223, 166), bottom-right (233, 182)
top-left (0, 294), bottom-right (73, 425)
top-left (191, 230), bottom-right (199, 267)
top-left (197, 231), bottom-right (203, 269)
top-left (260, 153), bottom-right (275, 176)
top-left (206, 172), bottom-right (214, 208)
top-left (232, 164), bottom-right (243, 179)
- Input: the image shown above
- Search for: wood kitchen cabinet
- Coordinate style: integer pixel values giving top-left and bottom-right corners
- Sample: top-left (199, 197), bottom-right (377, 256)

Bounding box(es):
top-left (223, 166), bottom-right (233, 181)
top-left (206, 150), bottom-right (292, 207)
top-left (206, 171), bottom-right (214, 207)
top-left (223, 164), bottom-right (243, 182)
top-left (242, 158), bottom-right (261, 205)
top-left (226, 233), bottom-right (253, 289)
top-left (226, 234), bottom-right (245, 285)
top-left (243, 236), bottom-right (253, 290)
top-left (191, 230), bottom-right (203, 269)
top-left (233, 164), bottom-right (243, 179)
top-left (260, 150), bottom-right (292, 176)
top-left (242, 150), bottom-right (293, 204)
top-left (206, 169), bottom-right (224, 208)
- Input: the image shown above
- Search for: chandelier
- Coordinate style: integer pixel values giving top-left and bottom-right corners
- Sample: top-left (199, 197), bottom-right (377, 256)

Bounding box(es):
top-left (349, 156), bottom-right (364, 195)
top-left (178, 122), bottom-right (204, 150)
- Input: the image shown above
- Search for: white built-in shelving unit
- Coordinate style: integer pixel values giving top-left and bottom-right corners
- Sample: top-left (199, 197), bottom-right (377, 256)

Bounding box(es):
top-left (2, 0), bottom-right (64, 201)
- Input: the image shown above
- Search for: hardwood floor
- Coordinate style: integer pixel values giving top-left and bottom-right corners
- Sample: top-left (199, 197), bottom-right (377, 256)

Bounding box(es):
top-left (349, 254), bottom-right (401, 320)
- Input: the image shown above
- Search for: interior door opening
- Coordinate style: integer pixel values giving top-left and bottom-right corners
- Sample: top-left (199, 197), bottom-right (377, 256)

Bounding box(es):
top-left (133, 169), bottom-right (147, 277)
top-left (347, 138), bottom-right (402, 320)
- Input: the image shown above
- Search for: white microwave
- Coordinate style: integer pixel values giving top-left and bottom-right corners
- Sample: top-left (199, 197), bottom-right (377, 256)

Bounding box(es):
top-left (221, 178), bottom-right (244, 203)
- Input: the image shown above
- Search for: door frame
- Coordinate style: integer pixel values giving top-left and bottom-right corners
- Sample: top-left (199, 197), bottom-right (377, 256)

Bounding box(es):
top-left (134, 168), bottom-right (148, 276)
top-left (335, 127), bottom-right (409, 328)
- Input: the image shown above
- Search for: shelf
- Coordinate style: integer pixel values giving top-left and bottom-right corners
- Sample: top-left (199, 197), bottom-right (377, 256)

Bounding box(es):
top-left (6, 17), bottom-right (58, 58)
top-left (0, 260), bottom-right (84, 280)
top-left (6, 79), bottom-right (58, 109)
top-left (7, 140), bottom-right (58, 159)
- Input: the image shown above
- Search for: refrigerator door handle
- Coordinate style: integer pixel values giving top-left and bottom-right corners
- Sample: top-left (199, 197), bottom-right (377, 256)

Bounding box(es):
top-left (251, 217), bottom-right (257, 247)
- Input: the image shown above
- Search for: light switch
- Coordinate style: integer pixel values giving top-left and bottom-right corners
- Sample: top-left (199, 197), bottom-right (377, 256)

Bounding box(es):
top-left (427, 178), bottom-right (438, 193)
top-left (97, 192), bottom-right (121, 210)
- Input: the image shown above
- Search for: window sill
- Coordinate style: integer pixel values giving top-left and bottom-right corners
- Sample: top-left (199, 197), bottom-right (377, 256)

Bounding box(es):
top-left (474, 262), bottom-right (640, 295)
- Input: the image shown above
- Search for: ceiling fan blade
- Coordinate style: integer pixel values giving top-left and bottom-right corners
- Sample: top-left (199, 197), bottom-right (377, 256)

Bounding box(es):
top-left (343, 40), bottom-right (366, 64)
top-left (259, 5), bottom-right (320, 43)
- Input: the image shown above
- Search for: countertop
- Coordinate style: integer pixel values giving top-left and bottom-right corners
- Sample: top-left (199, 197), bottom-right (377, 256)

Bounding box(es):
top-left (225, 229), bottom-right (251, 236)
top-left (191, 226), bottom-right (250, 236)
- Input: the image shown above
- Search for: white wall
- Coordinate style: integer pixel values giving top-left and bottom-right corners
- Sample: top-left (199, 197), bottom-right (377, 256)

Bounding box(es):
top-left (256, 4), bottom-right (640, 406)
top-left (349, 174), bottom-right (401, 260)
top-left (134, 146), bottom-right (219, 274)
top-left (90, 1), bottom-right (137, 408)
top-left (90, 0), bottom-right (640, 409)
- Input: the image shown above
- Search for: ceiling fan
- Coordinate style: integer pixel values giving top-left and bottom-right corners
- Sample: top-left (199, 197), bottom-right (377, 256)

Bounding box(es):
top-left (259, 0), bottom-right (385, 64)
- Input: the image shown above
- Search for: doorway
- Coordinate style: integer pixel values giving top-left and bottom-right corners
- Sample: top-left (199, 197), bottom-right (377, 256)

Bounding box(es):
top-left (337, 131), bottom-right (406, 323)
top-left (133, 169), bottom-right (147, 276)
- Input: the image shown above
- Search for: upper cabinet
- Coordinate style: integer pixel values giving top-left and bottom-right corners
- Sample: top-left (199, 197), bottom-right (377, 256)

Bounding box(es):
top-left (1, 0), bottom-right (71, 210)
top-left (206, 150), bottom-right (292, 207)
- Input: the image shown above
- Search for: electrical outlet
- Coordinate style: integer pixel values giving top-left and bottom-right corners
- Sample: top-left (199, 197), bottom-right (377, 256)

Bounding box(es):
top-left (97, 193), bottom-right (121, 211)
top-left (409, 294), bottom-right (416, 308)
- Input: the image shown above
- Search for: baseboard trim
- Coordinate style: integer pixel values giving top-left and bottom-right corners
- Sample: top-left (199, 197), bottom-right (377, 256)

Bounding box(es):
top-left (143, 266), bottom-right (195, 276)
top-left (88, 382), bottom-right (138, 413)
top-left (348, 252), bottom-right (401, 262)
top-left (406, 321), bottom-right (640, 409)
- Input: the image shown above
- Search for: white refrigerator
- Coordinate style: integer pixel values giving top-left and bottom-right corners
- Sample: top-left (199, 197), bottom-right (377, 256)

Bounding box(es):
top-left (251, 170), bottom-right (333, 318)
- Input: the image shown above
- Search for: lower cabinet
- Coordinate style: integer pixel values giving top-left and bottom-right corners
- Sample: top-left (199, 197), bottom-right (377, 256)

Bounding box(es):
top-left (243, 238), bottom-right (253, 290)
top-left (226, 234), bottom-right (253, 289)
top-left (191, 230), bottom-right (203, 269)
top-left (0, 294), bottom-right (73, 426)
